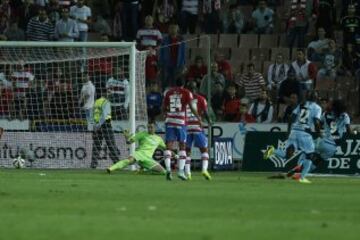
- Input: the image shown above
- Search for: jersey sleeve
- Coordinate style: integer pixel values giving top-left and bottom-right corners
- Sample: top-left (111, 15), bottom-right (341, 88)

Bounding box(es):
top-left (343, 113), bottom-right (351, 125)
top-left (129, 131), bottom-right (146, 142)
top-left (313, 105), bottom-right (322, 120)
top-left (157, 136), bottom-right (166, 150)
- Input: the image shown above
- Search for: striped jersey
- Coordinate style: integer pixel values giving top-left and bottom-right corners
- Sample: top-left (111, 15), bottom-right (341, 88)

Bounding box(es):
top-left (321, 112), bottom-right (350, 142)
top-left (136, 28), bottom-right (162, 48)
top-left (163, 87), bottom-right (193, 126)
top-left (291, 101), bottom-right (322, 132)
top-left (187, 93), bottom-right (207, 133)
top-left (236, 72), bottom-right (266, 101)
top-left (26, 17), bottom-right (54, 41)
top-left (11, 71), bottom-right (35, 97)
top-left (182, 0), bottom-right (199, 15)
top-left (106, 77), bottom-right (129, 108)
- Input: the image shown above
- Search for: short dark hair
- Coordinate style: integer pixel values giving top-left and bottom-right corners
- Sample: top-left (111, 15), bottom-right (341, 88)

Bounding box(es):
top-left (175, 77), bottom-right (185, 87)
top-left (332, 99), bottom-right (347, 116)
top-left (296, 48), bottom-right (305, 54)
top-left (247, 62), bottom-right (255, 68)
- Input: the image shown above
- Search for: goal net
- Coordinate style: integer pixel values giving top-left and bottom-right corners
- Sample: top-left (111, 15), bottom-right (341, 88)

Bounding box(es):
top-left (0, 41), bottom-right (148, 169)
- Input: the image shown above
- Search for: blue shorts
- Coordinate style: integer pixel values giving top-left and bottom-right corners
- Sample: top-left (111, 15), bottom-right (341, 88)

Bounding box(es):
top-left (286, 130), bottom-right (315, 154)
top-left (186, 132), bottom-right (208, 149)
top-left (316, 138), bottom-right (337, 160)
top-left (165, 125), bottom-right (187, 143)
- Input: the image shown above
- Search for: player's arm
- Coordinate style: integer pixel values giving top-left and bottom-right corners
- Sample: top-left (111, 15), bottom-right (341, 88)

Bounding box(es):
top-left (288, 113), bottom-right (296, 133)
top-left (189, 99), bottom-right (202, 124)
top-left (123, 130), bottom-right (137, 144)
top-left (157, 136), bottom-right (167, 150)
top-left (313, 118), bottom-right (322, 139)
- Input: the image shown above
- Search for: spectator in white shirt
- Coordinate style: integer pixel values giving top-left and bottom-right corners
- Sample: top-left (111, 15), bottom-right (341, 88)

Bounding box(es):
top-left (55, 7), bottom-right (79, 41)
top-left (79, 72), bottom-right (95, 125)
top-left (267, 53), bottom-right (289, 90)
top-left (70, 0), bottom-right (91, 42)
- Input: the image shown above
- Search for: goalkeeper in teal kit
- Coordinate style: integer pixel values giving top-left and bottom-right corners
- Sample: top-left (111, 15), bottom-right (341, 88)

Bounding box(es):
top-left (107, 122), bottom-right (167, 174)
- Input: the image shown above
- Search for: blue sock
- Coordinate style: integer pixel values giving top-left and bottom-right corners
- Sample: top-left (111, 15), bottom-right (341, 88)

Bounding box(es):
top-left (300, 159), bottom-right (313, 179)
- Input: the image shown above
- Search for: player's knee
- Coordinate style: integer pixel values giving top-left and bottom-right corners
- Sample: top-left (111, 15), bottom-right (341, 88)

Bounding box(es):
top-left (308, 153), bottom-right (323, 167)
top-left (199, 147), bottom-right (208, 153)
top-left (286, 145), bottom-right (295, 158)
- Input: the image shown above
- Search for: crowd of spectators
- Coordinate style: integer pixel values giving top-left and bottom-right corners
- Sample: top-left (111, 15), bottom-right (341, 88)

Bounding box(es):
top-left (0, 0), bottom-right (359, 124)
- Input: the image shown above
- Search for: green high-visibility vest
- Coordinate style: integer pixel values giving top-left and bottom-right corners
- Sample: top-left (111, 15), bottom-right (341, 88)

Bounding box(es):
top-left (93, 97), bottom-right (111, 123)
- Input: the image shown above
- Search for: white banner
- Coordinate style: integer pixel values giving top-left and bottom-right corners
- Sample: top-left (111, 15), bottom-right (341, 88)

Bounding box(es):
top-left (0, 122), bottom-right (291, 169)
top-left (0, 132), bottom-right (129, 169)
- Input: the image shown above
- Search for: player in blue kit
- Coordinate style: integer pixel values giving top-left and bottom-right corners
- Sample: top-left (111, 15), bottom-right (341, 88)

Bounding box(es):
top-left (315, 99), bottom-right (352, 162)
top-left (264, 91), bottom-right (322, 183)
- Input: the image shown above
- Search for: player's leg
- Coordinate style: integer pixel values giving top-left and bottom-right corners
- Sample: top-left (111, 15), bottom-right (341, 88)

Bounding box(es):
top-left (107, 156), bottom-right (135, 173)
top-left (185, 134), bottom-right (193, 180)
top-left (104, 124), bottom-right (121, 164)
top-left (264, 131), bottom-right (297, 160)
top-left (91, 129), bottom-right (103, 168)
top-left (194, 132), bottom-right (211, 180)
top-left (297, 133), bottom-right (316, 183)
top-left (164, 126), bottom-right (176, 180)
top-left (177, 126), bottom-right (188, 180)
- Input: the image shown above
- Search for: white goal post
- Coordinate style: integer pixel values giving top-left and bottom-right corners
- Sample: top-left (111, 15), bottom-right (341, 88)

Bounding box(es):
top-left (0, 41), bottom-right (148, 168)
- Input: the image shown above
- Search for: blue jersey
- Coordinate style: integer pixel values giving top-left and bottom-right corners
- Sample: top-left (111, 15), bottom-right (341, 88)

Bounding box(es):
top-left (321, 112), bottom-right (351, 142)
top-left (291, 101), bottom-right (322, 132)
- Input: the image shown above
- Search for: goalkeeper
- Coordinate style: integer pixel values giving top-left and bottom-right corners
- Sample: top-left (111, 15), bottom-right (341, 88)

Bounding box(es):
top-left (107, 122), bottom-right (167, 174)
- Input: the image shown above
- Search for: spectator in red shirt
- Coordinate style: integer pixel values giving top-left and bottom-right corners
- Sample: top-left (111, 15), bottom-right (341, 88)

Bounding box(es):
top-left (214, 52), bottom-right (232, 81)
top-left (186, 55), bottom-right (207, 88)
top-left (234, 97), bottom-right (256, 123)
top-left (145, 47), bottom-right (159, 87)
top-left (222, 84), bottom-right (241, 122)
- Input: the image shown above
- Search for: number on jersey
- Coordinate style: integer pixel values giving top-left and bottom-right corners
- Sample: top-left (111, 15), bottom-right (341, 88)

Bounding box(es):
top-left (299, 107), bottom-right (309, 124)
top-left (170, 94), bottom-right (182, 112)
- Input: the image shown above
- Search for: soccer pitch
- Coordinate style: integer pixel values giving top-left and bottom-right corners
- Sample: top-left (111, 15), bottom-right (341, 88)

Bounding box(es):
top-left (1, 170), bottom-right (359, 240)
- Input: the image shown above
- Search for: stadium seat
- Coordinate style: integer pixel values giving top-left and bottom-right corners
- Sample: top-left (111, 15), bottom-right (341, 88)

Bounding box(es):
top-left (214, 48), bottom-right (231, 59)
top-left (251, 48), bottom-right (270, 62)
top-left (335, 76), bottom-right (354, 92)
top-left (278, 34), bottom-right (287, 47)
top-left (185, 47), bottom-right (191, 60)
top-left (315, 77), bottom-right (335, 91)
top-left (218, 34), bottom-right (239, 48)
top-left (190, 48), bottom-right (208, 61)
top-left (198, 34), bottom-right (218, 48)
top-left (262, 61), bottom-right (273, 77)
top-left (271, 48), bottom-right (291, 61)
top-left (239, 34), bottom-right (259, 48)
top-left (231, 48), bottom-right (251, 63)
top-left (183, 34), bottom-right (199, 48)
top-left (259, 34), bottom-right (279, 48)
top-left (88, 32), bottom-right (102, 41)
top-left (241, 5), bottom-right (254, 19)
top-left (334, 31), bottom-right (343, 46)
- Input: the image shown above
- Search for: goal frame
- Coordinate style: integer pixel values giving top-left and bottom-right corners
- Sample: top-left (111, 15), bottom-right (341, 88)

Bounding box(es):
top-left (0, 41), bottom-right (138, 154)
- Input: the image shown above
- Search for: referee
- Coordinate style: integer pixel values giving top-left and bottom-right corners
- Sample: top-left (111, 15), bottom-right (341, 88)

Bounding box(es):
top-left (91, 90), bottom-right (120, 168)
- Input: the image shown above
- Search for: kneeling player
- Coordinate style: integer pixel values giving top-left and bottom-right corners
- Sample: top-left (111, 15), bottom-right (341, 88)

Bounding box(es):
top-left (107, 122), bottom-right (166, 174)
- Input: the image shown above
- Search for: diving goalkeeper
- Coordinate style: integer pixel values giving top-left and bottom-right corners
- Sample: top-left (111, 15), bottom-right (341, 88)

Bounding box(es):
top-left (106, 122), bottom-right (167, 174)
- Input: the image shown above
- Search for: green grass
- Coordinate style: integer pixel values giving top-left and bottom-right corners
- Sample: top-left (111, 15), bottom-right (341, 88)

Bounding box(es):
top-left (0, 170), bottom-right (360, 240)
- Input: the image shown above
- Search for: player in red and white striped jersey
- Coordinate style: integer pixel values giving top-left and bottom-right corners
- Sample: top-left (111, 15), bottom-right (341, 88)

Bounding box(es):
top-left (162, 77), bottom-right (201, 180)
top-left (185, 81), bottom-right (211, 180)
